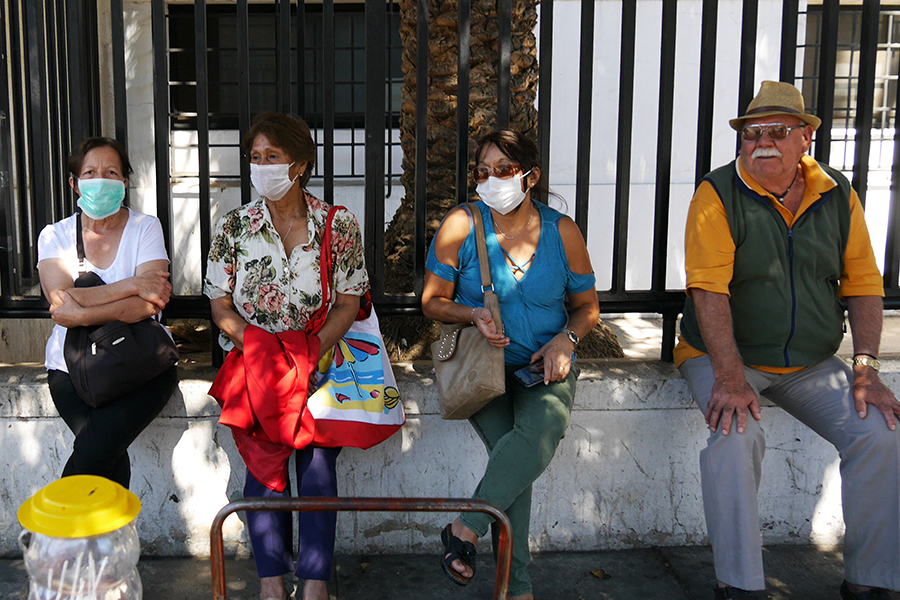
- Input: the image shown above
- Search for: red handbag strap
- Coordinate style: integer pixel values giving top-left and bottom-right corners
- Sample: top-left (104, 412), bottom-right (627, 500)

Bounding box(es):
top-left (306, 206), bottom-right (372, 336)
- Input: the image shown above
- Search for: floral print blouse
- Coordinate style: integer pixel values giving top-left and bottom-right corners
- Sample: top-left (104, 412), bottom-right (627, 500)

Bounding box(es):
top-left (204, 191), bottom-right (369, 351)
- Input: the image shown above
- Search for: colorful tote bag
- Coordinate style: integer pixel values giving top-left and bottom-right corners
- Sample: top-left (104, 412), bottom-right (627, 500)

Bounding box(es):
top-left (305, 206), bottom-right (405, 449)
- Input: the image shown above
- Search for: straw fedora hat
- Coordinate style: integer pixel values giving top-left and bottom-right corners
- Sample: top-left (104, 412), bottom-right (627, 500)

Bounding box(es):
top-left (729, 80), bottom-right (821, 132)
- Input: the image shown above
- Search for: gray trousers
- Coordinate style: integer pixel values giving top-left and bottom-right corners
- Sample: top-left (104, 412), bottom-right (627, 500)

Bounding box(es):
top-left (679, 355), bottom-right (900, 592)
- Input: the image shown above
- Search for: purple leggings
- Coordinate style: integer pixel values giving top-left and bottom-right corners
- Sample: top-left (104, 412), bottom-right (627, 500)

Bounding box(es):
top-left (244, 446), bottom-right (342, 580)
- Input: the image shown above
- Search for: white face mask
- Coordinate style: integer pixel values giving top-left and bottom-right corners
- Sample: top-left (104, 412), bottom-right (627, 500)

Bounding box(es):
top-left (250, 162), bottom-right (298, 201)
top-left (476, 169), bottom-right (533, 215)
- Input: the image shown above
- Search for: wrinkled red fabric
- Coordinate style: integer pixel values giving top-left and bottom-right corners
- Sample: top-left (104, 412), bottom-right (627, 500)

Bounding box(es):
top-left (209, 324), bottom-right (321, 492)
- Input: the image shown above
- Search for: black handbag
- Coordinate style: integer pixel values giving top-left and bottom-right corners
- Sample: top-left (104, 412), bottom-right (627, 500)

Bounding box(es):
top-left (63, 212), bottom-right (179, 408)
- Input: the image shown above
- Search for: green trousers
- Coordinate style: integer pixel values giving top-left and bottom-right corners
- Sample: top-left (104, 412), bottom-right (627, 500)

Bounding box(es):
top-left (459, 365), bottom-right (577, 597)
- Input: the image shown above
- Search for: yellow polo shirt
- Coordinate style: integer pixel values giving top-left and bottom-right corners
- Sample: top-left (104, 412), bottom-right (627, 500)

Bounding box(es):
top-left (675, 154), bottom-right (884, 371)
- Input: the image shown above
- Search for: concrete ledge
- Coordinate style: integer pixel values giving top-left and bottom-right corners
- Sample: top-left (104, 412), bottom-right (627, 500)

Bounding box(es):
top-left (2, 359), bottom-right (898, 558)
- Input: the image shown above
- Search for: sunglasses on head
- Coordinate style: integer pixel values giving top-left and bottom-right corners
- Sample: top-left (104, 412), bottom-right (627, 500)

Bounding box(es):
top-left (472, 163), bottom-right (530, 184)
top-left (741, 123), bottom-right (806, 142)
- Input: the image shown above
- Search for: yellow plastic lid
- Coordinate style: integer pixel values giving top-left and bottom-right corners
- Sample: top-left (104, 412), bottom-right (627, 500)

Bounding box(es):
top-left (17, 475), bottom-right (141, 538)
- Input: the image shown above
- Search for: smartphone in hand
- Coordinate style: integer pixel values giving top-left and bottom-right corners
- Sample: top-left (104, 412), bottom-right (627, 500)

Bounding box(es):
top-left (513, 360), bottom-right (544, 387)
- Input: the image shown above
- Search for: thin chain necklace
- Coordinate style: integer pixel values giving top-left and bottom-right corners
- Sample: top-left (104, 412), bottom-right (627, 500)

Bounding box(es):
top-left (771, 166), bottom-right (800, 204)
top-left (282, 211), bottom-right (302, 240)
top-left (494, 203), bottom-right (534, 240)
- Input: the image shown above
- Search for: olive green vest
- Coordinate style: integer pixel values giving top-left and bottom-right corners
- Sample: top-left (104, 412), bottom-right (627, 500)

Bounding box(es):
top-left (680, 160), bottom-right (852, 368)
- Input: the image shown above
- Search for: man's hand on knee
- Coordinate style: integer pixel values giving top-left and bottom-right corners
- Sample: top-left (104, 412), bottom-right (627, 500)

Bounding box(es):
top-left (706, 377), bottom-right (761, 436)
top-left (852, 367), bottom-right (900, 431)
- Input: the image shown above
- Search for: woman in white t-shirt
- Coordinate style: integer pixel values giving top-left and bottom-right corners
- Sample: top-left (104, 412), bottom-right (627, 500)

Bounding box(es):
top-left (37, 137), bottom-right (178, 489)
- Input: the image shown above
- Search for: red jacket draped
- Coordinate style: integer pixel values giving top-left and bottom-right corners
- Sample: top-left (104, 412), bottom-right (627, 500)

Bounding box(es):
top-left (209, 324), bottom-right (321, 492)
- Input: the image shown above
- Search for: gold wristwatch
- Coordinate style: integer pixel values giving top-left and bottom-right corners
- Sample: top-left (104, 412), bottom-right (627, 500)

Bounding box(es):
top-left (852, 354), bottom-right (880, 372)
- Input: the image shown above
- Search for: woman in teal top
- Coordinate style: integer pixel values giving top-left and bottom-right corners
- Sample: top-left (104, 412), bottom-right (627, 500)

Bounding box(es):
top-left (422, 130), bottom-right (600, 600)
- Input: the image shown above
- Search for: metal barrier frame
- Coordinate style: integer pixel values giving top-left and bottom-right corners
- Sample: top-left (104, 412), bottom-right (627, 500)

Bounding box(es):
top-left (209, 496), bottom-right (512, 600)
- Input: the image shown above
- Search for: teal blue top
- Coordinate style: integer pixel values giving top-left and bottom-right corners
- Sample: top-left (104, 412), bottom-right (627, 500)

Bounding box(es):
top-left (426, 201), bottom-right (596, 365)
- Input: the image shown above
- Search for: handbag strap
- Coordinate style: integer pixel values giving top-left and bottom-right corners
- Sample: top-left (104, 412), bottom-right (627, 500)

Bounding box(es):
top-left (466, 203), bottom-right (504, 335)
top-left (307, 205), bottom-right (371, 335)
top-left (75, 211), bottom-right (87, 274)
top-left (467, 203), bottom-right (492, 292)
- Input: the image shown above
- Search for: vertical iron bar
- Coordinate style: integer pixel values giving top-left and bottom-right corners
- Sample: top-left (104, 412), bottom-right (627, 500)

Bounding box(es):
top-left (0, 0), bottom-right (8, 302)
top-left (110, 0), bottom-right (128, 146)
top-left (415, 0), bottom-right (428, 295)
top-left (350, 13), bottom-right (359, 178)
top-left (652, 0), bottom-right (676, 294)
top-left (655, 0), bottom-right (678, 360)
top-left (695, 0), bottom-right (718, 186)
top-left (45, 0), bottom-right (62, 229)
top-left (814, 0), bottom-right (839, 164)
top-left (296, 0), bottom-right (306, 117)
top-left (455, 0), bottom-right (471, 207)
top-left (779, 0), bottom-right (800, 83)
top-left (661, 311), bottom-right (677, 363)
top-left (364, 0), bottom-right (386, 300)
top-left (195, 0), bottom-right (211, 284)
top-left (64, 0), bottom-right (86, 153)
top-left (537, 0), bottom-right (553, 200)
top-left (1, 0), bottom-right (21, 304)
top-left (573, 0), bottom-right (594, 237)
top-left (151, 0), bottom-right (173, 265)
top-left (497, 0), bottom-right (511, 128)
top-left (65, 0), bottom-right (99, 146)
top-left (323, 0), bottom-right (335, 203)
top-left (885, 39), bottom-right (900, 292)
top-left (385, 6), bottom-right (395, 199)
top-left (24, 0), bottom-right (50, 268)
top-left (276, 0), bottom-right (291, 113)
top-left (735, 0), bottom-right (758, 154)
top-left (611, 0), bottom-right (636, 295)
top-left (851, 0), bottom-right (879, 208)
top-left (237, 0), bottom-right (251, 205)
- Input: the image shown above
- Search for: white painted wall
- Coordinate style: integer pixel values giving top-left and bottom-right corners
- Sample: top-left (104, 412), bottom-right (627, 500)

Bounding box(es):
top-left (2, 359), bottom-right (878, 557)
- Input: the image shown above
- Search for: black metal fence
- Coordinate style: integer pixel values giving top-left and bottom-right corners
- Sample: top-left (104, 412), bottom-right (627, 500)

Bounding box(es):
top-left (0, 0), bottom-right (100, 314)
top-left (3, 0), bottom-right (900, 362)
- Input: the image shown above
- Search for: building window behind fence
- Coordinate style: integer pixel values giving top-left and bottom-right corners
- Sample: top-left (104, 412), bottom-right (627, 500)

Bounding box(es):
top-left (800, 5), bottom-right (900, 274)
top-left (167, 3), bottom-right (402, 179)
top-left (800, 6), bottom-right (900, 171)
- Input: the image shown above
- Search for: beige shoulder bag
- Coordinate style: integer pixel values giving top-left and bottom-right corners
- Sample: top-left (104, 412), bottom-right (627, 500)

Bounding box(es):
top-left (431, 203), bottom-right (506, 419)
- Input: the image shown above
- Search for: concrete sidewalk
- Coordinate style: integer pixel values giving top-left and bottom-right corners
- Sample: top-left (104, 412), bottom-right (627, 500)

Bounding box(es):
top-left (2, 545), bottom-right (898, 599)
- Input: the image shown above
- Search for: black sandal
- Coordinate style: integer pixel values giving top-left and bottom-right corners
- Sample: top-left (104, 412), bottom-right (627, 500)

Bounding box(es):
top-left (440, 523), bottom-right (476, 586)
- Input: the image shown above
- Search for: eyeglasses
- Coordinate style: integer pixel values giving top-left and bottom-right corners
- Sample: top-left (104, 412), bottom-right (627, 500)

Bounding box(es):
top-left (472, 163), bottom-right (529, 184)
top-left (741, 123), bottom-right (806, 142)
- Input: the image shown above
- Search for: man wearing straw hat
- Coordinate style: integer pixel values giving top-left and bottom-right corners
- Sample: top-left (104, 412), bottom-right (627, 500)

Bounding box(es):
top-left (677, 80), bottom-right (900, 600)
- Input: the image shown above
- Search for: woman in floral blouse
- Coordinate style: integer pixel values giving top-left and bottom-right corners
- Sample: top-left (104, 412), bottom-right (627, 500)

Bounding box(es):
top-left (205, 112), bottom-right (368, 600)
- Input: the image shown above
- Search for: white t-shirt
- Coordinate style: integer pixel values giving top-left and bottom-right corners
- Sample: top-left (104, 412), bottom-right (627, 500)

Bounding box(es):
top-left (37, 209), bottom-right (170, 372)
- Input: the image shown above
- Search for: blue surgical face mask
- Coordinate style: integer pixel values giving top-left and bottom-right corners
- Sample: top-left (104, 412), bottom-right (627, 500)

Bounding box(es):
top-left (77, 178), bottom-right (126, 220)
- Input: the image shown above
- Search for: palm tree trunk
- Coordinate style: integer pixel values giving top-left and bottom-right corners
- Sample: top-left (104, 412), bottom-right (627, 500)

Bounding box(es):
top-left (384, 0), bottom-right (539, 294)
top-left (381, 0), bottom-right (625, 360)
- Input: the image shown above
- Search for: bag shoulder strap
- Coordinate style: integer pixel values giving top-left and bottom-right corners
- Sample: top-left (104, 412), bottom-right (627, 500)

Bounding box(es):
top-left (466, 203), bottom-right (493, 292)
top-left (75, 211), bottom-right (87, 273)
top-left (465, 203), bottom-right (504, 334)
top-left (308, 205), bottom-right (373, 333)
top-left (307, 206), bottom-right (342, 335)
